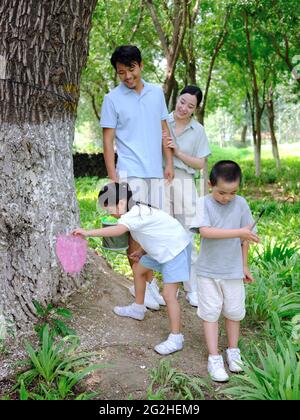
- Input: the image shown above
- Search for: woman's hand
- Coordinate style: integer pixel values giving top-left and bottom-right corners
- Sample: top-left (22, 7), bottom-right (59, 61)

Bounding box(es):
top-left (71, 228), bottom-right (88, 238)
top-left (166, 139), bottom-right (179, 156)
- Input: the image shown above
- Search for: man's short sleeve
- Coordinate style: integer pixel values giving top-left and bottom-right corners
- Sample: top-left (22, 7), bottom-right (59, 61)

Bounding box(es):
top-left (194, 126), bottom-right (211, 159)
top-left (240, 200), bottom-right (257, 233)
top-left (189, 197), bottom-right (211, 233)
top-left (160, 88), bottom-right (169, 121)
top-left (100, 95), bottom-right (117, 128)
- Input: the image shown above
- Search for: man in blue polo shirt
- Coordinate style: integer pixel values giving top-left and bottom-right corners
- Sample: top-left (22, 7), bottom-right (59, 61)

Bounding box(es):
top-left (100, 45), bottom-right (174, 310)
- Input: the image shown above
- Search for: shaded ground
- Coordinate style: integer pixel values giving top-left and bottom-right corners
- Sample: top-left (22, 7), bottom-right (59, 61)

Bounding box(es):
top-left (0, 253), bottom-right (228, 400)
top-left (65, 254), bottom-right (226, 400)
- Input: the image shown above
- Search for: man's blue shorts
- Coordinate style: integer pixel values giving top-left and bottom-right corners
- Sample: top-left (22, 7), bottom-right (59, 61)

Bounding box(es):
top-left (139, 243), bottom-right (191, 283)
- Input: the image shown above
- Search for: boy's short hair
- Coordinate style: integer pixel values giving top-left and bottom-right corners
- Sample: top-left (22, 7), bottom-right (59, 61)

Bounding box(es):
top-left (209, 160), bottom-right (242, 186)
top-left (110, 45), bottom-right (142, 70)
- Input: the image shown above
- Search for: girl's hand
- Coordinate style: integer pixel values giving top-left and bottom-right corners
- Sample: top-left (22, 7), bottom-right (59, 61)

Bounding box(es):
top-left (129, 249), bottom-right (145, 262)
top-left (243, 267), bottom-right (254, 283)
top-left (239, 226), bottom-right (260, 243)
top-left (71, 228), bottom-right (88, 238)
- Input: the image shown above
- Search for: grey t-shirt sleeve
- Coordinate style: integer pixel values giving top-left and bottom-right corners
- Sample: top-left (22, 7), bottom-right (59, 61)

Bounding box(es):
top-left (240, 199), bottom-right (257, 233)
top-left (194, 125), bottom-right (211, 159)
top-left (189, 197), bottom-right (211, 233)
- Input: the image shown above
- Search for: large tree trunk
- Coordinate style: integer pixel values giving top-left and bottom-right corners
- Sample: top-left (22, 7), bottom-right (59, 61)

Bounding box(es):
top-left (244, 10), bottom-right (264, 177)
top-left (241, 125), bottom-right (247, 144)
top-left (0, 0), bottom-right (97, 328)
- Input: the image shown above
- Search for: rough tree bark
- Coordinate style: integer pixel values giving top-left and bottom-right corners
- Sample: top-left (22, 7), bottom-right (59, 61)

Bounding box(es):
top-left (0, 0), bottom-right (97, 328)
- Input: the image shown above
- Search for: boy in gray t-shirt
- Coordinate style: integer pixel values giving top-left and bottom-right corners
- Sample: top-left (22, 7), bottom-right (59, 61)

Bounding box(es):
top-left (190, 160), bottom-right (259, 382)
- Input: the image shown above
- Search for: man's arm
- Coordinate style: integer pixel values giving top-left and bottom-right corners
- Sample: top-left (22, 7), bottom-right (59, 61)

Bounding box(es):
top-left (103, 127), bottom-right (118, 182)
top-left (161, 120), bottom-right (174, 183)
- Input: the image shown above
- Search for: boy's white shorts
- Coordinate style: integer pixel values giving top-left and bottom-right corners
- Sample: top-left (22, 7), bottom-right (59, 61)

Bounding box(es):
top-left (196, 276), bottom-right (246, 322)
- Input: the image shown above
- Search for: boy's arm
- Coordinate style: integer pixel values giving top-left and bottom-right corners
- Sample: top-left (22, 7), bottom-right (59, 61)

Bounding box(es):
top-left (242, 241), bottom-right (254, 283)
top-left (72, 224), bottom-right (129, 238)
top-left (161, 120), bottom-right (174, 183)
top-left (199, 226), bottom-right (259, 243)
top-left (103, 127), bottom-right (118, 182)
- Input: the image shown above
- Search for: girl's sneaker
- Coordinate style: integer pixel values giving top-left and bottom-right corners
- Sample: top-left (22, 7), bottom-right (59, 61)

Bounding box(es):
top-left (113, 303), bottom-right (147, 321)
top-left (129, 283), bottom-right (160, 310)
top-left (154, 333), bottom-right (184, 355)
top-left (207, 355), bottom-right (229, 382)
top-left (226, 348), bottom-right (244, 373)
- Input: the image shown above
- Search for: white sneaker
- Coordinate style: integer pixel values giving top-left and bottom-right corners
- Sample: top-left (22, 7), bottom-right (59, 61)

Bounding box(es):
top-left (186, 292), bottom-right (198, 307)
top-left (226, 348), bottom-right (244, 373)
top-left (113, 303), bottom-right (147, 321)
top-left (207, 355), bottom-right (229, 382)
top-left (154, 333), bottom-right (184, 355)
top-left (129, 283), bottom-right (160, 310)
top-left (149, 278), bottom-right (166, 306)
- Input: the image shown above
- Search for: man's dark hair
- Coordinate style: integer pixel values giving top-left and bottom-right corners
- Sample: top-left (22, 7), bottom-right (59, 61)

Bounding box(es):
top-left (209, 160), bottom-right (242, 186)
top-left (110, 45), bottom-right (142, 70)
top-left (180, 85), bottom-right (203, 107)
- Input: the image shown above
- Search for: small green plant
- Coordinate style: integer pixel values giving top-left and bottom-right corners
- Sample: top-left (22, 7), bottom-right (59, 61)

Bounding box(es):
top-left (33, 300), bottom-right (76, 342)
top-left (253, 239), bottom-right (299, 266)
top-left (147, 359), bottom-right (209, 400)
top-left (223, 337), bottom-right (300, 400)
top-left (13, 325), bottom-right (105, 400)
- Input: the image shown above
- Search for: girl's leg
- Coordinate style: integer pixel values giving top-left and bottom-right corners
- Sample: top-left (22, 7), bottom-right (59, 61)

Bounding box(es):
top-left (162, 283), bottom-right (180, 333)
top-left (203, 321), bottom-right (219, 355)
top-left (132, 262), bottom-right (150, 305)
top-left (154, 282), bottom-right (184, 355)
top-left (128, 235), bottom-right (153, 282)
top-left (225, 318), bottom-right (240, 349)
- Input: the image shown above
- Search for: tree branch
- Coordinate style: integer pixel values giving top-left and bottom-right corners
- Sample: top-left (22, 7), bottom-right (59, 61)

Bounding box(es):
top-left (146, 0), bottom-right (169, 55)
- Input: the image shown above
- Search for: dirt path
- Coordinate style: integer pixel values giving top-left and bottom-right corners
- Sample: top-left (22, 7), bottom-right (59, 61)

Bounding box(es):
top-left (66, 254), bottom-right (225, 400)
top-left (0, 253), bottom-right (227, 399)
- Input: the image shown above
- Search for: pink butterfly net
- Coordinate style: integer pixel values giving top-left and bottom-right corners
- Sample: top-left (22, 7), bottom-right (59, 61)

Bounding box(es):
top-left (56, 234), bottom-right (87, 274)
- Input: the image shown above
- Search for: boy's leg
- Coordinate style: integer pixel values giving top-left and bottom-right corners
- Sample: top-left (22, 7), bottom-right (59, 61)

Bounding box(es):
top-left (197, 277), bottom-right (229, 381)
top-left (222, 279), bottom-right (245, 373)
top-left (161, 283), bottom-right (181, 333)
top-left (225, 318), bottom-right (240, 349)
top-left (203, 321), bottom-right (219, 355)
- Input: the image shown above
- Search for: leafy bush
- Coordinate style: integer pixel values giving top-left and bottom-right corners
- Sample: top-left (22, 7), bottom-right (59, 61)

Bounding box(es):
top-left (224, 338), bottom-right (300, 400)
top-left (147, 359), bottom-right (210, 400)
top-left (33, 300), bottom-right (76, 343)
top-left (14, 326), bottom-right (105, 400)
